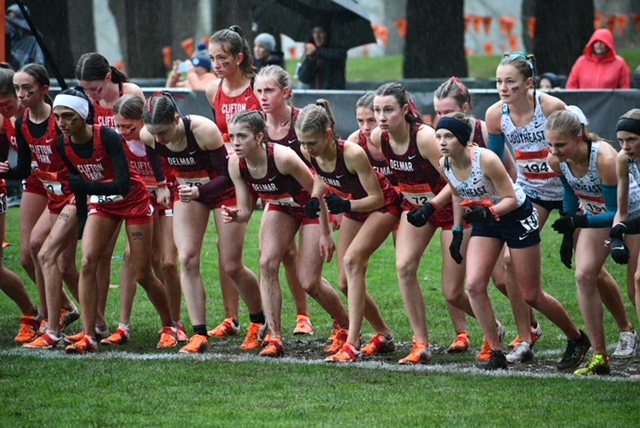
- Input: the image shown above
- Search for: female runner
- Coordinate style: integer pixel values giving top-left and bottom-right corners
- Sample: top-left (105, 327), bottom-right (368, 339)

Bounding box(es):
top-left (224, 110), bottom-right (349, 357)
top-left (608, 109), bottom-right (640, 364)
top-left (254, 64), bottom-right (329, 336)
top-left (63, 52), bottom-right (147, 343)
top-left (0, 65), bottom-right (42, 343)
top-left (486, 52), bottom-right (634, 361)
top-left (205, 25), bottom-right (266, 337)
top-left (141, 92), bottom-right (263, 353)
top-left (434, 76), bottom-right (539, 362)
top-left (3, 64), bottom-right (81, 345)
top-left (99, 93), bottom-right (187, 345)
top-left (298, 100), bottom-right (401, 363)
top-left (437, 112), bottom-right (587, 371)
top-left (50, 88), bottom-right (177, 353)
top-left (547, 108), bottom-right (636, 375)
top-left (370, 82), bottom-right (496, 364)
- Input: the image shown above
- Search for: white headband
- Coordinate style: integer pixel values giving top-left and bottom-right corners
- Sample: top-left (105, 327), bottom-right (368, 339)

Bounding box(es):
top-left (53, 94), bottom-right (90, 119)
top-left (565, 105), bottom-right (589, 126)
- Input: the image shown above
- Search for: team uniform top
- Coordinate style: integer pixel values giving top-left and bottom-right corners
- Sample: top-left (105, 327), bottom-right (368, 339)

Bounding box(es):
top-left (5, 111), bottom-right (66, 206)
top-left (380, 123), bottom-right (449, 214)
top-left (501, 92), bottom-right (562, 201)
top-left (212, 80), bottom-right (261, 140)
top-left (309, 140), bottom-right (399, 221)
top-left (626, 159), bottom-right (640, 217)
top-left (560, 141), bottom-right (640, 227)
top-left (152, 116), bottom-right (235, 206)
top-left (92, 83), bottom-right (123, 130)
top-left (239, 143), bottom-right (311, 208)
top-left (444, 146), bottom-right (527, 208)
top-left (357, 130), bottom-right (397, 186)
top-left (123, 138), bottom-right (177, 203)
top-left (470, 119), bottom-right (487, 147)
top-left (62, 125), bottom-right (150, 217)
top-left (269, 107), bottom-right (310, 166)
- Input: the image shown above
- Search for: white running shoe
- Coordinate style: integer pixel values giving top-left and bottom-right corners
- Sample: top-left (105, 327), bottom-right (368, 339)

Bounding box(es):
top-left (506, 341), bottom-right (534, 363)
top-left (612, 330), bottom-right (639, 359)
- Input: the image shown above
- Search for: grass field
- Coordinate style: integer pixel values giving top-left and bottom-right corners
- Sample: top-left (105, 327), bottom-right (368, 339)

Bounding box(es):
top-left (0, 206), bottom-right (639, 427)
top-left (284, 48), bottom-right (640, 82)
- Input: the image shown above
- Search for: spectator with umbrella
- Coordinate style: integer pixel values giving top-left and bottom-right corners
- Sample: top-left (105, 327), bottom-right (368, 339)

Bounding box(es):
top-left (297, 24), bottom-right (347, 90)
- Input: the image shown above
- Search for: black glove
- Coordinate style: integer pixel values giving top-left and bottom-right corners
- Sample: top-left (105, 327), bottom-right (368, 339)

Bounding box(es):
top-left (304, 197), bottom-right (320, 219)
top-left (67, 174), bottom-right (87, 194)
top-left (407, 203), bottom-right (435, 228)
top-left (610, 218), bottom-right (640, 238)
top-left (610, 237), bottom-right (630, 265)
top-left (324, 194), bottom-right (351, 214)
top-left (559, 232), bottom-right (574, 269)
top-left (610, 222), bottom-right (629, 239)
top-left (462, 207), bottom-right (492, 224)
top-left (449, 229), bottom-right (464, 264)
top-left (552, 213), bottom-right (588, 235)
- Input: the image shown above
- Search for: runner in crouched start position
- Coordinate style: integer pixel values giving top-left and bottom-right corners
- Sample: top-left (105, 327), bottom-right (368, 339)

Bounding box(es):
top-left (547, 108), bottom-right (637, 375)
top-left (434, 112), bottom-right (589, 371)
top-left (224, 110), bottom-right (349, 357)
top-left (52, 88), bottom-right (177, 354)
top-left (141, 92), bottom-right (264, 354)
top-left (299, 100), bottom-right (401, 363)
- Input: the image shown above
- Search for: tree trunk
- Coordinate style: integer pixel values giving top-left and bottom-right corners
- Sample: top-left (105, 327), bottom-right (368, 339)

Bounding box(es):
top-left (534, 0), bottom-right (594, 76)
top-left (29, 0), bottom-right (93, 80)
top-left (403, 0), bottom-right (467, 79)
top-left (213, 0), bottom-right (254, 38)
top-left (110, 0), bottom-right (173, 78)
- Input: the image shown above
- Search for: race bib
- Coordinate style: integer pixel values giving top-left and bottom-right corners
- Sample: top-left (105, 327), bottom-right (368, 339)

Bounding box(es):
top-left (265, 195), bottom-right (300, 207)
top-left (34, 170), bottom-right (64, 196)
top-left (89, 194), bottom-right (124, 204)
top-left (577, 193), bottom-right (606, 215)
top-left (515, 149), bottom-right (556, 180)
top-left (176, 170), bottom-right (211, 187)
top-left (399, 183), bottom-right (435, 207)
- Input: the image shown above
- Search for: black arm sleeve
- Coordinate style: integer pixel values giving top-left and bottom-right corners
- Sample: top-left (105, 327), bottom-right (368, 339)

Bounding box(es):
top-left (144, 143), bottom-right (166, 183)
top-left (80, 129), bottom-right (131, 196)
top-left (197, 145), bottom-right (232, 199)
top-left (1, 117), bottom-right (32, 179)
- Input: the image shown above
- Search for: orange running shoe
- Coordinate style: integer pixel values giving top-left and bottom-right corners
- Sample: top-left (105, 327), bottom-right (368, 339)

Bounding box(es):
top-left (208, 317), bottom-right (240, 338)
top-left (157, 326), bottom-right (179, 348)
top-left (259, 338), bottom-right (284, 358)
top-left (179, 334), bottom-right (209, 354)
top-left (240, 322), bottom-right (268, 351)
top-left (23, 332), bottom-right (62, 349)
top-left (399, 343), bottom-right (432, 365)
top-left (325, 342), bottom-right (360, 363)
top-left (293, 314), bottom-right (314, 336)
top-left (477, 322), bottom-right (505, 361)
top-left (362, 333), bottom-right (395, 356)
top-left (63, 331), bottom-right (85, 344)
top-left (14, 313), bottom-right (42, 343)
top-left (101, 327), bottom-right (130, 345)
top-left (447, 333), bottom-right (470, 354)
top-left (65, 336), bottom-right (97, 354)
top-left (324, 327), bottom-right (348, 354)
top-left (327, 320), bottom-right (340, 343)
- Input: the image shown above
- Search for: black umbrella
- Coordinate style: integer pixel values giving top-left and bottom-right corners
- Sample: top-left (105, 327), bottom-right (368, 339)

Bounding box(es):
top-left (252, 0), bottom-right (376, 50)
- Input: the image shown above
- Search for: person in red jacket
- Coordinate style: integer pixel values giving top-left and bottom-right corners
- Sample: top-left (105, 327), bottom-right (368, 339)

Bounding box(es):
top-left (566, 28), bottom-right (630, 89)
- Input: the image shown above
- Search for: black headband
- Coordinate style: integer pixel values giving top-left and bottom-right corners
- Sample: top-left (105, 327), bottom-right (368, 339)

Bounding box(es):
top-left (616, 118), bottom-right (640, 136)
top-left (436, 116), bottom-right (471, 146)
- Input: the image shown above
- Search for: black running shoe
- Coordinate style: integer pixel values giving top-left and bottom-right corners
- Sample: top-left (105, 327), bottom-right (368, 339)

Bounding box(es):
top-left (481, 350), bottom-right (507, 370)
top-left (557, 330), bottom-right (591, 370)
